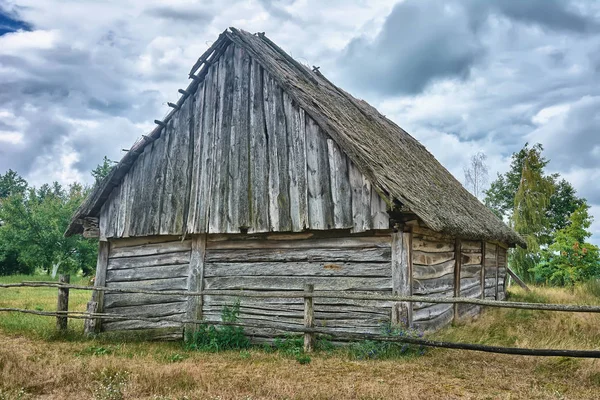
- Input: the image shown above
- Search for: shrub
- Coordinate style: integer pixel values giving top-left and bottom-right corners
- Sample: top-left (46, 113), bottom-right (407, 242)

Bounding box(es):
top-left (349, 324), bottom-right (426, 360)
top-left (186, 299), bottom-right (250, 352)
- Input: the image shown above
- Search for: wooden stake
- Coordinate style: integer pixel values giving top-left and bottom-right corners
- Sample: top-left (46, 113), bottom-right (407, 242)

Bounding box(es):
top-left (56, 274), bottom-right (70, 331)
top-left (453, 239), bottom-right (462, 323)
top-left (303, 284), bottom-right (315, 353)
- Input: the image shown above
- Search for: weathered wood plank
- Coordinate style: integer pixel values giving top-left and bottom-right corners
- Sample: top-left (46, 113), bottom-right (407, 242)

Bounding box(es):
top-left (203, 276), bottom-right (392, 291)
top-left (194, 62), bottom-right (219, 233)
top-left (370, 189), bottom-right (389, 230)
top-left (185, 235), bottom-right (206, 338)
top-left (147, 130), bottom-right (170, 234)
top-left (106, 302), bottom-right (187, 318)
top-left (205, 247), bottom-right (391, 263)
top-left (413, 303), bottom-right (453, 322)
top-left (413, 259), bottom-right (455, 280)
top-left (204, 261), bottom-right (391, 278)
top-left (284, 93), bottom-right (308, 232)
top-left (103, 319), bottom-right (183, 332)
top-left (110, 239), bottom-right (191, 259)
top-left (413, 251), bottom-right (455, 266)
top-left (305, 116), bottom-right (334, 230)
top-left (248, 61), bottom-right (270, 233)
top-left (413, 273), bottom-right (454, 295)
top-left (159, 116), bottom-right (178, 235)
top-left (227, 45), bottom-right (251, 233)
top-left (107, 277), bottom-right (188, 291)
top-left (89, 241), bottom-right (109, 334)
top-left (263, 71), bottom-right (291, 231)
top-left (207, 235), bottom-right (391, 250)
top-left (209, 45), bottom-right (235, 233)
top-left (104, 293), bottom-right (188, 308)
top-left (186, 80), bottom-right (206, 234)
top-left (349, 162), bottom-right (371, 233)
top-left (107, 252), bottom-right (190, 270)
top-left (412, 238), bottom-right (454, 253)
top-left (106, 264), bottom-right (190, 282)
top-left (391, 231), bottom-right (412, 326)
top-left (413, 306), bottom-right (453, 332)
top-left (327, 138), bottom-right (352, 229)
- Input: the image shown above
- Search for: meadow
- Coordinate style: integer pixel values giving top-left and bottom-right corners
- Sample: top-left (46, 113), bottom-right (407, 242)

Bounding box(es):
top-left (1, 275), bottom-right (600, 399)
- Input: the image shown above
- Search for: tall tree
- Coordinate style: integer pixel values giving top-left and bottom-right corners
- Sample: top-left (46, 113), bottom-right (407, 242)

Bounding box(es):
top-left (91, 156), bottom-right (115, 184)
top-left (0, 182), bottom-right (97, 276)
top-left (533, 205), bottom-right (599, 286)
top-left (464, 152), bottom-right (489, 199)
top-left (510, 147), bottom-right (554, 282)
top-left (0, 169), bottom-right (27, 199)
top-left (484, 143), bottom-right (586, 245)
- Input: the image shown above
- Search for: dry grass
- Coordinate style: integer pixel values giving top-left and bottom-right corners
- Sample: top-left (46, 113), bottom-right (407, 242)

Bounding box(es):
top-left (1, 280), bottom-right (600, 399)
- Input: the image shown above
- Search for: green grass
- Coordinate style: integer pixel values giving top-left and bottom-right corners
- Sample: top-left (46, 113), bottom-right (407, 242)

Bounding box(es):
top-left (0, 274), bottom-right (90, 339)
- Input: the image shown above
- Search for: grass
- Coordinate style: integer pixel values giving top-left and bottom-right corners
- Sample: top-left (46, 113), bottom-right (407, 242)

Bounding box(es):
top-left (1, 275), bottom-right (600, 399)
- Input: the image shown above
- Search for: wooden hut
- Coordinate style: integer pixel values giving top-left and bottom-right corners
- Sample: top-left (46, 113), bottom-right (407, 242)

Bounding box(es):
top-left (67, 28), bottom-right (525, 340)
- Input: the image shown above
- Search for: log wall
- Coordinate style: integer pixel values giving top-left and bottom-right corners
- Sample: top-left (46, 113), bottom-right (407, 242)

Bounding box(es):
top-left (411, 228), bottom-right (455, 332)
top-left (102, 236), bottom-right (191, 337)
top-left (95, 230), bottom-right (508, 338)
top-left (202, 232), bottom-right (393, 338)
top-left (99, 43), bottom-right (389, 240)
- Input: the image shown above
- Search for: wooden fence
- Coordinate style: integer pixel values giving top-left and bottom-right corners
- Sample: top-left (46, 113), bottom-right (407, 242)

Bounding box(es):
top-left (2, 276), bottom-right (600, 358)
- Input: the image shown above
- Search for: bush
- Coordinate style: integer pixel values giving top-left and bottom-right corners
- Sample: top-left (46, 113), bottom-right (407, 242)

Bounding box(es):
top-left (0, 250), bottom-right (34, 276)
top-left (186, 299), bottom-right (250, 352)
top-left (349, 324), bottom-right (426, 360)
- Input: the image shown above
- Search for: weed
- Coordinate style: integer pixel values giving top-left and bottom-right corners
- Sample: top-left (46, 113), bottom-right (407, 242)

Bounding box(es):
top-left (349, 324), bottom-right (426, 360)
top-left (583, 279), bottom-right (600, 298)
top-left (92, 368), bottom-right (130, 400)
top-left (166, 353), bottom-right (186, 363)
top-left (295, 353), bottom-right (311, 364)
top-left (272, 335), bottom-right (303, 357)
top-left (0, 389), bottom-right (29, 400)
top-left (185, 299), bottom-right (250, 352)
top-left (239, 350), bottom-right (251, 359)
top-left (77, 345), bottom-right (113, 357)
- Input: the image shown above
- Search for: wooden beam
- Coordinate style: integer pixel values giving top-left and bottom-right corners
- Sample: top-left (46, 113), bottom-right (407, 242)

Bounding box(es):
top-left (86, 241), bottom-right (109, 335)
top-left (303, 284), bottom-right (315, 352)
top-left (507, 267), bottom-right (531, 292)
top-left (391, 228), bottom-right (412, 327)
top-left (184, 235), bottom-right (207, 341)
top-left (453, 238), bottom-right (461, 323)
top-left (480, 241), bottom-right (486, 300)
top-left (56, 274), bottom-right (70, 331)
top-left (495, 244), bottom-right (500, 300)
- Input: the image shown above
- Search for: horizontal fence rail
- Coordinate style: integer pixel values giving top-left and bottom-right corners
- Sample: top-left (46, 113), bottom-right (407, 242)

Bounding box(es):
top-left (0, 307), bottom-right (600, 358)
top-left (2, 280), bottom-right (600, 358)
top-left (2, 282), bottom-right (600, 313)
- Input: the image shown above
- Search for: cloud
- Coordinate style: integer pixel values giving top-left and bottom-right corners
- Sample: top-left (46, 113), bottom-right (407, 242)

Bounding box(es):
top-left (144, 5), bottom-right (213, 23)
top-left (0, 6), bottom-right (30, 35)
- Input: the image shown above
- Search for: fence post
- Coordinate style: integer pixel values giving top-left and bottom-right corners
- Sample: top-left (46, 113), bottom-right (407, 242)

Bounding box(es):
top-left (303, 284), bottom-right (315, 353)
top-left (56, 274), bottom-right (70, 331)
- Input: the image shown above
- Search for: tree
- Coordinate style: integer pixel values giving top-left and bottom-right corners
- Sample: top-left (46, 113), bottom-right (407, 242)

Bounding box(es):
top-left (91, 156), bottom-right (115, 184)
top-left (510, 146), bottom-right (554, 282)
top-left (533, 205), bottom-right (600, 286)
top-left (0, 169), bottom-right (27, 199)
top-left (484, 143), bottom-right (586, 245)
top-left (0, 182), bottom-right (97, 276)
top-left (464, 152), bottom-right (489, 199)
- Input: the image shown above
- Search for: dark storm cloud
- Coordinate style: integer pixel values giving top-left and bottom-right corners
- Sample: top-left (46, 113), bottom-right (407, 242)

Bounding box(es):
top-left (144, 6), bottom-right (213, 23)
top-left (338, 1), bottom-right (484, 95)
top-left (337, 0), bottom-right (600, 96)
top-left (488, 0), bottom-right (600, 33)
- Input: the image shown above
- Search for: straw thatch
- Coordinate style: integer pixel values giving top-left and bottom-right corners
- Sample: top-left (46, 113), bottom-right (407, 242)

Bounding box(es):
top-left (66, 28), bottom-right (524, 247)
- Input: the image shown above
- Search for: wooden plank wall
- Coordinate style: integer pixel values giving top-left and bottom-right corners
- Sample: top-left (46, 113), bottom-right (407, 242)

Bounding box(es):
top-left (99, 43), bottom-right (389, 240)
top-left (411, 228), bottom-right (455, 332)
top-left (497, 246), bottom-right (507, 300)
top-left (457, 240), bottom-right (483, 318)
top-left (483, 242), bottom-right (499, 300)
top-left (202, 232), bottom-right (393, 338)
top-left (102, 236), bottom-right (192, 338)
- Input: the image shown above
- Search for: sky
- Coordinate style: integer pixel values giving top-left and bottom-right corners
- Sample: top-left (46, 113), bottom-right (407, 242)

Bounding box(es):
top-left (0, 0), bottom-right (599, 243)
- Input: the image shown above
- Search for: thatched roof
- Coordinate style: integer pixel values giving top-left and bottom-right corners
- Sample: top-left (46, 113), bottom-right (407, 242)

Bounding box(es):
top-left (66, 28), bottom-right (524, 247)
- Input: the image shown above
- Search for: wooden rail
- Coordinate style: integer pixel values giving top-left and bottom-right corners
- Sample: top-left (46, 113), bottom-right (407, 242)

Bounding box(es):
top-left (1, 307), bottom-right (599, 358)
top-left (2, 282), bottom-right (600, 313)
